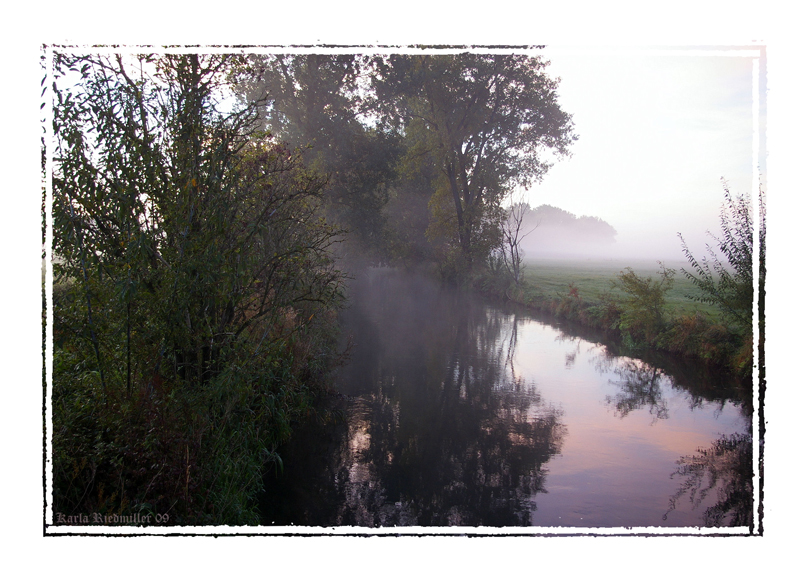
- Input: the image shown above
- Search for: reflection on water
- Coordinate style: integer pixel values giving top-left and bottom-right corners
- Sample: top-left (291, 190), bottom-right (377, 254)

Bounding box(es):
top-left (259, 269), bottom-right (753, 528)
top-left (604, 359), bottom-right (670, 422)
top-left (664, 433), bottom-right (753, 527)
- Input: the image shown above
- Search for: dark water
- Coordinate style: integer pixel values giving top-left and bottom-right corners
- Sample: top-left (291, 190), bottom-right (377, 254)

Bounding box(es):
top-left (260, 269), bottom-right (753, 528)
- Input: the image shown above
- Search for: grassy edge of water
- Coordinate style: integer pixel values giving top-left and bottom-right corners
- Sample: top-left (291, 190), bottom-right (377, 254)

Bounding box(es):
top-left (472, 265), bottom-right (754, 381)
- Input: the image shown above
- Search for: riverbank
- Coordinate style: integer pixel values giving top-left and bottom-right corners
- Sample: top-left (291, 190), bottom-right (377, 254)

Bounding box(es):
top-left (512, 258), bottom-right (723, 318)
top-left (52, 282), bottom-right (344, 525)
top-left (473, 260), bottom-right (753, 381)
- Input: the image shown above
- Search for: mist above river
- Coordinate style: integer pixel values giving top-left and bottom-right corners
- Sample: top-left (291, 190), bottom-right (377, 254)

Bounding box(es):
top-left (261, 269), bottom-right (751, 528)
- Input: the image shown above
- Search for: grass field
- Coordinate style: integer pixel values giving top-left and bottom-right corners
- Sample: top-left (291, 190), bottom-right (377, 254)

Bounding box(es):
top-left (521, 258), bottom-right (723, 320)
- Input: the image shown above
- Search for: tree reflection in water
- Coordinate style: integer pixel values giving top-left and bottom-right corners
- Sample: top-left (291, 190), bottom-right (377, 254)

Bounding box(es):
top-left (587, 344), bottom-right (752, 527)
top-left (332, 387), bottom-right (565, 526)
top-left (604, 359), bottom-right (669, 422)
top-left (260, 271), bottom-right (566, 526)
top-left (580, 332), bottom-right (753, 526)
top-left (591, 343), bottom-right (747, 425)
top-left (663, 433), bottom-right (753, 528)
top-left (260, 270), bottom-right (753, 528)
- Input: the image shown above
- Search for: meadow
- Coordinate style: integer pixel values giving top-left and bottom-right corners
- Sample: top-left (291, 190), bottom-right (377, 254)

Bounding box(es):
top-left (521, 258), bottom-right (723, 320)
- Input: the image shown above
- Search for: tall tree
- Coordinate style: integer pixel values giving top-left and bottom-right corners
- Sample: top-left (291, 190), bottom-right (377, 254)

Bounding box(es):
top-left (373, 54), bottom-right (577, 273)
top-left (232, 55), bottom-right (402, 261)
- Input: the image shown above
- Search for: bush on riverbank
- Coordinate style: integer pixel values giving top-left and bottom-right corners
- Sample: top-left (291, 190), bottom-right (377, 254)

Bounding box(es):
top-left (53, 301), bottom-right (341, 524)
top-left (474, 266), bottom-right (750, 378)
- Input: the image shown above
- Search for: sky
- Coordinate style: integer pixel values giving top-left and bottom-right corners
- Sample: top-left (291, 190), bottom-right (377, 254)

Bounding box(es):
top-left (520, 47), bottom-right (764, 262)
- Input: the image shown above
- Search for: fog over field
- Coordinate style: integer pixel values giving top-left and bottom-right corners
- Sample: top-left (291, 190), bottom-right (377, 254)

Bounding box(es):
top-left (517, 48), bottom-right (765, 263)
top-left (518, 213), bottom-right (700, 262)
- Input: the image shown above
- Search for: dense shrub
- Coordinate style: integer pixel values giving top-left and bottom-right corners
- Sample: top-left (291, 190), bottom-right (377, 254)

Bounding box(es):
top-left (554, 282), bottom-right (582, 320)
top-left (616, 265), bottom-right (675, 347)
top-left (51, 53), bottom-right (344, 524)
top-left (658, 312), bottom-right (739, 363)
top-left (679, 183), bottom-right (763, 335)
top-left (584, 293), bottom-right (623, 330)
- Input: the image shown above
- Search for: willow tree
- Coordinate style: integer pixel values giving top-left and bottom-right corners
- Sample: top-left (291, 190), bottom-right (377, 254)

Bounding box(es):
top-left (52, 52), bottom-right (344, 523)
top-left (373, 53), bottom-right (577, 274)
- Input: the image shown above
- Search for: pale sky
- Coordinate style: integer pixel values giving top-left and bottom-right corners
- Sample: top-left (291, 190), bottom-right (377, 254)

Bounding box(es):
top-left (523, 48), bottom-right (764, 261)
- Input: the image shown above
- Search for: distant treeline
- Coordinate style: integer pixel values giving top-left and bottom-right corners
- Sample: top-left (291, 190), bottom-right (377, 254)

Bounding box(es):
top-left (517, 204), bottom-right (617, 257)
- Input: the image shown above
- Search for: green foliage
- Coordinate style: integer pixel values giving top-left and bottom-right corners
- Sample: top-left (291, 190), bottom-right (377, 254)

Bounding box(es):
top-left (231, 54), bottom-right (402, 263)
top-left (51, 53), bottom-right (344, 523)
top-left (659, 312), bottom-right (738, 364)
top-left (372, 54), bottom-right (577, 274)
top-left (679, 182), bottom-right (763, 333)
top-left (584, 292), bottom-right (623, 330)
top-left (616, 264), bottom-right (675, 346)
top-left (376, 134), bottom-right (439, 266)
top-left (230, 53), bottom-right (577, 278)
top-left (679, 181), bottom-right (765, 382)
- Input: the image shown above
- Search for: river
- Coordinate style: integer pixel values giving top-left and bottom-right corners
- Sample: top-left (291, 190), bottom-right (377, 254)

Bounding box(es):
top-left (259, 268), bottom-right (753, 529)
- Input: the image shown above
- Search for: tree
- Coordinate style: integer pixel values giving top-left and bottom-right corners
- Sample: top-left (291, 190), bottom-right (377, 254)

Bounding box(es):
top-left (52, 52), bottom-right (344, 522)
top-left (373, 54), bottom-right (577, 273)
top-left (499, 198), bottom-right (537, 285)
top-left (231, 54), bottom-right (402, 262)
top-left (232, 54), bottom-right (365, 147)
top-left (606, 361), bottom-right (669, 421)
top-left (679, 182), bottom-right (765, 334)
top-left (518, 205), bottom-right (617, 258)
top-left (664, 433), bottom-right (753, 527)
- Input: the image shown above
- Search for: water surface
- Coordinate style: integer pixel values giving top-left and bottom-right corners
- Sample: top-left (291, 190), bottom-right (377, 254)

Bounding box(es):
top-left (260, 269), bottom-right (752, 528)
